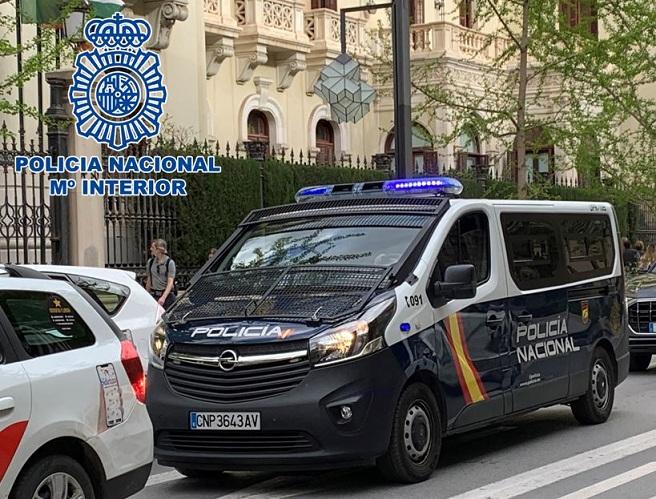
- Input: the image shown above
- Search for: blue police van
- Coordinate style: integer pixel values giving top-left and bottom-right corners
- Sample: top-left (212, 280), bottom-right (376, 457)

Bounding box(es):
top-left (147, 177), bottom-right (629, 483)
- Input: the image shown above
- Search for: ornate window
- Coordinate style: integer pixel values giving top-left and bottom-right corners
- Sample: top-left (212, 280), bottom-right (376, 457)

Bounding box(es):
top-left (316, 120), bottom-right (335, 165)
top-left (385, 123), bottom-right (437, 175)
top-left (456, 128), bottom-right (488, 173)
top-left (247, 110), bottom-right (270, 143)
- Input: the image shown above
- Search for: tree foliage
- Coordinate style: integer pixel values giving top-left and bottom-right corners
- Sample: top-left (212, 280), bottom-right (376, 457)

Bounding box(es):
top-left (376, 0), bottom-right (656, 200)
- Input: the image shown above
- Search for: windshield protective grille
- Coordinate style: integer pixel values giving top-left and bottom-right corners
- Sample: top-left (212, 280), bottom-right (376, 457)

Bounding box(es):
top-left (167, 265), bottom-right (390, 322)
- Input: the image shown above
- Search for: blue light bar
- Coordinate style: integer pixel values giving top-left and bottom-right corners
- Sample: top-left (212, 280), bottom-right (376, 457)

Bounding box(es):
top-left (294, 176), bottom-right (463, 202)
top-left (383, 177), bottom-right (463, 196)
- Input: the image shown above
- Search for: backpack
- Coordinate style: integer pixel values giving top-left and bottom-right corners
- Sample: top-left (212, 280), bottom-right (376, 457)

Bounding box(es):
top-left (148, 256), bottom-right (178, 295)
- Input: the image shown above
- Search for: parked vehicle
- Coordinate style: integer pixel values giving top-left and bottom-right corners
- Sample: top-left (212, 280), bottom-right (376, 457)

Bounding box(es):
top-left (147, 177), bottom-right (628, 483)
top-left (0, 265), bottom-right (152, 499)
top-left (625, 265), bottom-right (656, 371)
top-left (25, 265), bottom-right (163, 370)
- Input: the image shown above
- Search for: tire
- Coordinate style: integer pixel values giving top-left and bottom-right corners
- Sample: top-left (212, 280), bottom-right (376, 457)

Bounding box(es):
top-left (629, 353), bottom-right (652, 372)
top-left (174, 467), bottom-right (224, 480)
top-left (377, 383), bottom-right (442, 483)
top-left (571, 348), bottom-right (615, 425)
top-left (11, 455), bottom-right (95, 499)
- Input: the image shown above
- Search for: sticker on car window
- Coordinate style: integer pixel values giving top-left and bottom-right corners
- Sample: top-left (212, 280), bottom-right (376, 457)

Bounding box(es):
top-left (48, 296), bottom-right (76, 332)
top-left (96, 364), bottom-right (124, 428)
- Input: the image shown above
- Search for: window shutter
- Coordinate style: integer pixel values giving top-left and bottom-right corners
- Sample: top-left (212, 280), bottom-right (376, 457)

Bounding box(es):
top-left (424, 151), bottom-right (439, 174)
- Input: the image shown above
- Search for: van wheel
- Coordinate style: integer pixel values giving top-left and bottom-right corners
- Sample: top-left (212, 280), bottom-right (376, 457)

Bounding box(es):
top-left (11, 455), bottom-right (95, 499)
top-left (571, 348), bottom-right (615, 425)
top-left (174, 467), bottom-right (224, 480)
top-left (377, 383), bottom-right (441, 483)
top-left (629, 353), bottom-right (652, 372)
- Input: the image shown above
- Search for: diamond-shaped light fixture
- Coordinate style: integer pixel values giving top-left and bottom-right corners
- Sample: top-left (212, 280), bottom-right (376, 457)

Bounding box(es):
top-left (314, 53), bottom-right (376, 124)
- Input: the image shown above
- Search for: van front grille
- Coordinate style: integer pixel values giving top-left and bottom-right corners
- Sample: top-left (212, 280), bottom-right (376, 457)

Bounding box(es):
top-left (157, 430), bottom-right (318, 453)
top-left (628, 301), bottom-right (656, 333)
top-left (164, 344), bottom-right (310, 403)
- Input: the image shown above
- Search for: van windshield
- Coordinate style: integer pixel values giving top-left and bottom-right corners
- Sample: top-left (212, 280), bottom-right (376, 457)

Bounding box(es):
top-left (219, 216), bottom-right (426, 270)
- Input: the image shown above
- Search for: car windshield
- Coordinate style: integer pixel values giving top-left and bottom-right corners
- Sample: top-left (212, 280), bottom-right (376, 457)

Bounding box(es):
top-left (218, 215), bottom-right (427, 271)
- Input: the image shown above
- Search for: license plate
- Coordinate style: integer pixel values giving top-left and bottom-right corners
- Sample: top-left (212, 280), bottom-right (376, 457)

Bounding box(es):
top-left (650, 323), bottom-right (656, 333)
top-left (190, 412), bottom-right (260, 430)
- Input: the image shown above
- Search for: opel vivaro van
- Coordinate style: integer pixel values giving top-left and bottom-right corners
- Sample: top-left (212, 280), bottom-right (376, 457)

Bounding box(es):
top-left (147, 177), bottom-right (628, 483)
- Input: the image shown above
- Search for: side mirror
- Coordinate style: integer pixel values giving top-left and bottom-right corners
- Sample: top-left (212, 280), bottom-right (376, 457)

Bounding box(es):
top-left (433, 264), bottom-right (477, 300)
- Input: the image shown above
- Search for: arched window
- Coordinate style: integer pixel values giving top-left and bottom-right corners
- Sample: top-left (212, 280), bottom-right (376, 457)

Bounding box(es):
top-left (459, 0), bottom-right (475, 29)
top-left (247, 110), bottom-right (269, 143)
top-left (385, 123), bottom-right (437, 175)
top-left (513, 126), bottom-right (554, 184)
top-left (456, 127), bottom-right (488, 172)
top-left (316, 120), bottom-right (335, 165)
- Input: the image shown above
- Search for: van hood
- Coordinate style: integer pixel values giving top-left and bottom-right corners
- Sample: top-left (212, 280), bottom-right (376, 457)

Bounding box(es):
top-left (626, 273), bottom-right (656, 299)
top-left (166, 320), bottom-right (328, 344)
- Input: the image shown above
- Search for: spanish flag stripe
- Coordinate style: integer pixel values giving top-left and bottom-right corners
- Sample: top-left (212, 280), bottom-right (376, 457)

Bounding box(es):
top-left (456, 313), bottom-right (488, 399)
top-left (446, 314), bottom-right (487, 404)
top-left (444, 317), bottom-right (472, 405)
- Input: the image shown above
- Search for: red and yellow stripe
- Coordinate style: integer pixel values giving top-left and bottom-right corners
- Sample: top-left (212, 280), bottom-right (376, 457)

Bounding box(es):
top-left (444, 314), bottom-right (487, 404)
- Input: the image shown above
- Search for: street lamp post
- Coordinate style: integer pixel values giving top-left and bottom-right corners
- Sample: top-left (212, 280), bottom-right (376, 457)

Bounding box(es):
top-left (338, 1), bottom-right (412, 179)
top-left (243, 141), bottom-right (268, 209)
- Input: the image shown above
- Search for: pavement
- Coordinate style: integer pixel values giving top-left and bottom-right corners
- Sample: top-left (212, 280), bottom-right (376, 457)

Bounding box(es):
top-left (135, 360), bottom-right (656, 499)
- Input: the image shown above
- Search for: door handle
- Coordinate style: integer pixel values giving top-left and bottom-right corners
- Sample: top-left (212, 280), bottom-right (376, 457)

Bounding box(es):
top-left (0, 397), bottom-right (15, 412)
top-left (517, 314), bottom-right (533, 322)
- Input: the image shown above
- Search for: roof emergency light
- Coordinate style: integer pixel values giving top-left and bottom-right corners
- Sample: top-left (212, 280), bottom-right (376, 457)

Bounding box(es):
top-left (295, 176), bottom-right (464, 202)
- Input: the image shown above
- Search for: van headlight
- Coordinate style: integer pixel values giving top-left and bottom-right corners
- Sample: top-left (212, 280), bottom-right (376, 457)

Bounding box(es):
top-left (150, 321), bottom-right (169, 369)
top-left (309, 298), bottom-right (395, 366)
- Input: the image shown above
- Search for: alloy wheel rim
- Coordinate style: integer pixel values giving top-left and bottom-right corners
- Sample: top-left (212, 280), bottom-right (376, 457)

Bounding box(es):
top-left (591, 360), bottom-right (610, 410)
top-left (403, 402), bottom-right (432, 463)
top-left (33, 472), bottom-right (85, 499)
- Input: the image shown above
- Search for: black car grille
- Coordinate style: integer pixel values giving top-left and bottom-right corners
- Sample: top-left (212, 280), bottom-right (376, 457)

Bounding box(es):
top-left (157, 430), bottom-right (318, 453)
top-left (164, 342), bottom-right (310, 404)
top-left (628, 301), bottom-right (656, 333)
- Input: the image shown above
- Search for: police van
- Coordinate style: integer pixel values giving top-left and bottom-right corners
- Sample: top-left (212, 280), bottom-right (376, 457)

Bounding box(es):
top-left (147, 177), bottom-right (628, 483)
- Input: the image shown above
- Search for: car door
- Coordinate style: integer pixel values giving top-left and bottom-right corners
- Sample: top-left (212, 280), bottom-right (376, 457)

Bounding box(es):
top-left (500, 212), bottom-right (571, 411)
top-left (0, 315), bottom-right (31, 486)
top-left (428, 206), bottom-right (511, 428)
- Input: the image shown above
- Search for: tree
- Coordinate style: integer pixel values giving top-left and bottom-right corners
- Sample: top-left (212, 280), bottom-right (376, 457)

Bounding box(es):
top-left (380, 0), bottom-right (656, 200)
top-left (0, 0), bottom-right (78, 130)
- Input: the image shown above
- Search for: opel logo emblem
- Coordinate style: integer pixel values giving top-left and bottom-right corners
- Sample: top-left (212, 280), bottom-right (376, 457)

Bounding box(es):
top-left (218, 350), bottom-right (238, 371)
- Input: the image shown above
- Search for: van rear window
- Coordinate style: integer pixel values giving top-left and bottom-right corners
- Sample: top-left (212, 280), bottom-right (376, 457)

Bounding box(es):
top-left (501, 213), bottom-right (615, 290)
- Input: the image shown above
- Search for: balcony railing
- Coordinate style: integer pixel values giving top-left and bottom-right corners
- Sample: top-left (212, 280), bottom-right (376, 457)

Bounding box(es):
top-left (378, 21), bottom-right (510, 64)
top-left (304, 9), bottom-right (372, 59)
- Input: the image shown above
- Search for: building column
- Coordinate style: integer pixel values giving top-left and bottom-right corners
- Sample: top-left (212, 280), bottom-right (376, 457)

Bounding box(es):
top-left (46, 69), bottom-right (107, 268)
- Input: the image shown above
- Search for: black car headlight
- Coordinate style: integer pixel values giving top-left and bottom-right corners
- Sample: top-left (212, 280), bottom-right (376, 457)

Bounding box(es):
top-left (309, 297), bottom-right (396, 367)
top-left (149, 321), bottom-right (169, 369)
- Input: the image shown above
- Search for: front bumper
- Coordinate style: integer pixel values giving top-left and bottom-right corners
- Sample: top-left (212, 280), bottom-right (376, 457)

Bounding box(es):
top-left (629, 334), bottom-right (656, 354)
top-left (147, 347), bottom-right (405, 471)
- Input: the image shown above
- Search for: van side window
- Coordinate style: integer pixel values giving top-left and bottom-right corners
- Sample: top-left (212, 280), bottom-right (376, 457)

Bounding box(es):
top-left (434, 212), bottom-right (490, 284)
top-left (0, 291), bottom-right (95, 358)
top-left (501, 215), bottom-right (563, 290)
top-left (562, 215), bottom-right (615, 280)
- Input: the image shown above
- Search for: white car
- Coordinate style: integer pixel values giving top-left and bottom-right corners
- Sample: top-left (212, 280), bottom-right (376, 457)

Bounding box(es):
top-left (0, 265), bottom-right (152, 499)
top-left (25, 265), bottom-right (163, 370)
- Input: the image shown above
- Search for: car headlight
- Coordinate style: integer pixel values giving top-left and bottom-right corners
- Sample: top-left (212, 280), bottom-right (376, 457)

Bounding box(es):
top-left (150, 321), bottom-right (169, 369)
top-left (309, 297), bottom-right (396, 367)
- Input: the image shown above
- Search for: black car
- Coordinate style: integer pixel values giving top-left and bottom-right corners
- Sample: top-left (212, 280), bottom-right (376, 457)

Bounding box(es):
top-left (626, 266), bottom-right (656, 371)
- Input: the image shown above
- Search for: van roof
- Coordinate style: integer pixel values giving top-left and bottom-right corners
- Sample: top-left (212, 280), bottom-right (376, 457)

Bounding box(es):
top-left (450, 199), bottom-right (614, 212)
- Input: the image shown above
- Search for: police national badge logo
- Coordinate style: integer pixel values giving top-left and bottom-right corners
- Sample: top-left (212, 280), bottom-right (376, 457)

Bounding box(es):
top-left (69, 13), bottom-right (167, 151)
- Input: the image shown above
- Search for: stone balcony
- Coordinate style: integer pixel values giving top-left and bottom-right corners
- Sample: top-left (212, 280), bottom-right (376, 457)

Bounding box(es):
top-left (232, 0), bottom-right (313, 89)
top-left (407, 21), bottom-right (511, 64)
top-left (303, 8), bottom-right (373, 95)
